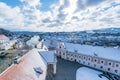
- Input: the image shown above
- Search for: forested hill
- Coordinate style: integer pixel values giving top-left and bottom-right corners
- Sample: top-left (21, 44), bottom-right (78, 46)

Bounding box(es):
top-left (0, 28), bottom-right (13, 36)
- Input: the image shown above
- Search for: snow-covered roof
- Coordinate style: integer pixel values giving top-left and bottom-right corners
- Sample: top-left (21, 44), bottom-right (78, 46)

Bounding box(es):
top-left (26, 36), bottom-right (40, 46)
top-left (0, 49), bottom-right (47, 80)
top-left (44, 40), bottom-right (57, 48)
top-left (65, 43), bottom-right (120, 62)
top-left (39, 51), bottom-right (57, 63)
top-left (37, 41), bottom-right (48, 51)
top-left (76, 67), bottom-right (108, 80)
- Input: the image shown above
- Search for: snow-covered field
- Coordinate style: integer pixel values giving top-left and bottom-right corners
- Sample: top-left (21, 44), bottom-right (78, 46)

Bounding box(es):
top-left (76, 67), bottom-right (108, 80)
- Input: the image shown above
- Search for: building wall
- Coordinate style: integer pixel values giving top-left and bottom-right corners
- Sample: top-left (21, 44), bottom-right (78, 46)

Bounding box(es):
top-left (56, 42), bottom-right (120, 76)
top-left (0, 40), bottom-right (9, 44)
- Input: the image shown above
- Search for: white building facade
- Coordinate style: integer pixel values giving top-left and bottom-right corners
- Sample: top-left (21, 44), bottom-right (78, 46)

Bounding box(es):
top-left (56, 41), bottom-right (120, 76)
top-left (0, 35), bottom-right (9, 44)
top-left (26, 35), bottom-right (40, 48)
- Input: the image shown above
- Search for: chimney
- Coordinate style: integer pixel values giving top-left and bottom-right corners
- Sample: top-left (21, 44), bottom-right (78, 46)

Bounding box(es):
top-left (13, 56), bottom-right (20, 64)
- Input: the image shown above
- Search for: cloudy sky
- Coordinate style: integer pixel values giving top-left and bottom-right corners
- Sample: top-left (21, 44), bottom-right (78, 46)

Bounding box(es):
top-left (0, 0), bottom-right (120, 32)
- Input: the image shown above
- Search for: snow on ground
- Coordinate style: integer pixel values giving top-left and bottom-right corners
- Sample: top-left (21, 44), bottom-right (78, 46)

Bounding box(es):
top-left (76, 67), bottom-right (109, 80)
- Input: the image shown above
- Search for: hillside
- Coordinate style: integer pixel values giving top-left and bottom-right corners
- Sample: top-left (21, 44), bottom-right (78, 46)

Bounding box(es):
top-left (93, 28), bottom-right (120, 33)
top-left (0, 28), bottom-right (13, 36)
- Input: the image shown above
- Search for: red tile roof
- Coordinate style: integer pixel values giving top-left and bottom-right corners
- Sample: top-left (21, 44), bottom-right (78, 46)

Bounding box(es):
top-left (0, 49), bottom-right (47, 80)
top-left (0, 35), bottom-right (9, 40)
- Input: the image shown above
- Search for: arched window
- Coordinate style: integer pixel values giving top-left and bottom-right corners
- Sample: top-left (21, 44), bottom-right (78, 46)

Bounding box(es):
top-left (100, 66), bottom-right (103, 69)
top-left (116, 64), bottom-right (119, 67)
top-left (84, 56), bottom-right (86, 59)
top-left (101, 61), bottom-right (104, 64)
top-left (89, 58), bottom-right (91, 60)
top-left (88, 63), bottom-right (90, 65)
top-left (108, 68), bottom-right (110, 71)
top-left (83, 61), bottom-right (85, 64)
top-left (94, 59), bottom-right (97, 62)
top-left (94, 64), bottom-right (96, 67)
top-left (115, 70), bottom-right (118, 73)
top-left (109, 62), bottom-right (111, 66)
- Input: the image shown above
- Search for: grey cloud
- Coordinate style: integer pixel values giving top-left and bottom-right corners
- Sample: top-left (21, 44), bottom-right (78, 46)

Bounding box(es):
top-left (47, 22), bottom-right (63, 27)
top-left (117, 15), bottom-right (120, 19)
top-left (72, 16), bottom-right (79, 20)
top-left (86, 0), bottom-right (105, 6)
top-left (75, 0), bottom-right (86, 12)
top-left (92, 12), bottom-right (101, 18)
top-left (100, 2), bottom-right (120, 12)
top-left (56, 0), bottom-right (70, 22)
top-left (37, 24), bottom-right (45, 27)
top-left (42, 18), bottom-right (52, 23)
top-left (99, 18), bottom-right (114, 24)
top-left (60, 0), bottom-right (70, 9)
top-left (46, 18), bottom-right (71, 28)
top-left (57, 13), bottom-right (67, 21)
top-left (89, 18), bottom-right (96, 22)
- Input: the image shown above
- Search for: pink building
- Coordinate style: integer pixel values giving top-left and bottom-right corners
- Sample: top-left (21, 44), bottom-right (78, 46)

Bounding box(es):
top-left (0, 35), bottom-right (9, 44)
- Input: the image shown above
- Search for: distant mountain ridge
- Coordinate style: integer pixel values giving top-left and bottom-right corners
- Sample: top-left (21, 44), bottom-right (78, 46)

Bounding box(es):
top-left (0, 27), bottom-right (120, 35)
top-left (92, 28), bottom-right (120, 33)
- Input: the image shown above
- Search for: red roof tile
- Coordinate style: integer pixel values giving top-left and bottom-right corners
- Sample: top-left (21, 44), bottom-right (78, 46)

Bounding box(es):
top-left (0, 35), bottom-right (9, 40)
top-left (0, 49), bottom-right (47, 80)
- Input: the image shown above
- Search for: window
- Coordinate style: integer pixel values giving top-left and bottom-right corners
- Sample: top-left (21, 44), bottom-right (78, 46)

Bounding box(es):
top-left (89, 58), bottom-right (90, 60)
top-left (94, 59), bottom-right (97, 62)
top-left (67, 57), bottom-right (69, 60)
top-left (109, 62), bottom-right (111, 65)
top-left (83, 61), bottom-right (85, 64)
top-left (116, 64), bottom-right (119, 67)
top-left (59, 52), bottom-right (61, 54)
top-left (84, 57), bottom-right (86, 59)
top-left (100, 66), bottom-right (103, 69)
top-left (101, 61), bottom-right (104, 63)
top-left (66, 51), bottom-right (68, 53)
top-left (115, 70), bottom-right (118, 73)
top-left (88, 63), bottom-right (90, 65)
top-left (108, 68), bottom-right (110, 71)
top-left (94, 64), bottom-right (96, 67)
